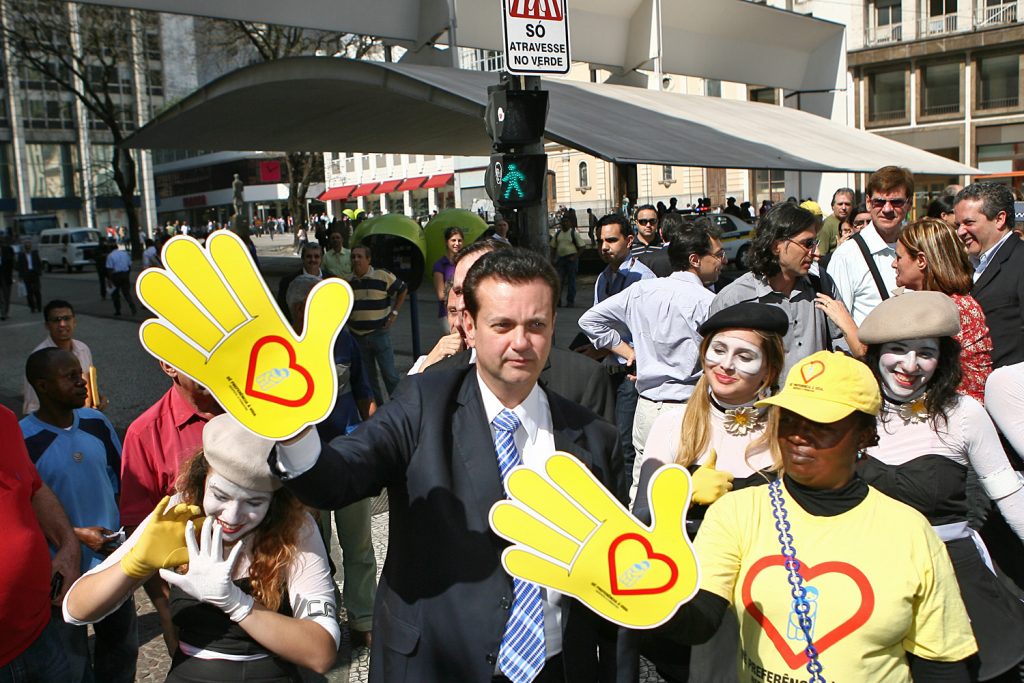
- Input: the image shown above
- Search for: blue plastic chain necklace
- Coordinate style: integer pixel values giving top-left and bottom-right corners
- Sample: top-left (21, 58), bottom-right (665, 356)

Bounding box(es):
top-left (768, 479), bottom-right (827, 683)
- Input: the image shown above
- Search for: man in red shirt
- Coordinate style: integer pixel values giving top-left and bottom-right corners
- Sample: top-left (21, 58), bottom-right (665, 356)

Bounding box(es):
top-left (119, 361), bottom-right (222, 653)
top-left (0, 404), bottom-right (80, 680)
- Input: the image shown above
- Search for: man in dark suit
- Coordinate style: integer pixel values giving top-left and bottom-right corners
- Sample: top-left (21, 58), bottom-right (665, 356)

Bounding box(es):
top-left (957, 182), bottom-right (1024, 369)
top-left (16, 238), bottom-right (43, 313)
top-left (1, 233), bottom-right (14, 320)
top-left (956, 182), bottom-right (1024, 589)
top-left (272, 248), bottom-right (628, 682)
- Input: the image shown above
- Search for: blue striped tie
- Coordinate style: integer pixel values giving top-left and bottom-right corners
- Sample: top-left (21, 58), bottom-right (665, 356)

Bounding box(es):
top-left (493, 409), bottom-right (546, 683)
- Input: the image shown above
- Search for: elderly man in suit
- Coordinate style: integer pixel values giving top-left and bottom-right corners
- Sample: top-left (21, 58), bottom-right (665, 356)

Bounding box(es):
top-left (956, 182), bottom-right (1024, 369)
top-left (272, 248), bottom-right (627, 683)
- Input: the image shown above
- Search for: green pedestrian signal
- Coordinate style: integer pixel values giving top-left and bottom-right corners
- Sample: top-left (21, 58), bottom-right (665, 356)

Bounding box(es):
top-left (486, 154), bottom-right (546, 209)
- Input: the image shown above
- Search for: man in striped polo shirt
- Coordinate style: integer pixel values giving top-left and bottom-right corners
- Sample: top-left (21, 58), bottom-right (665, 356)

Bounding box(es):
top-left (348, 244), bottom-right (408, 404)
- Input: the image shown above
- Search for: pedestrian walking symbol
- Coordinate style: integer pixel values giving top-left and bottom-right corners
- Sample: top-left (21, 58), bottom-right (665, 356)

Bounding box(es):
top-left (502, 163), bottom-right (527, 200)
top-left (508, 0), bottom-right (563, 21)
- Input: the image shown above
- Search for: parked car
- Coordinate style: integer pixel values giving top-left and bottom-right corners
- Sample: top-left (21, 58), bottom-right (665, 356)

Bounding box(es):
top-left (682, 213), bottom-right (756, 268)
top-left (37, 227), bottom-right (102, 272)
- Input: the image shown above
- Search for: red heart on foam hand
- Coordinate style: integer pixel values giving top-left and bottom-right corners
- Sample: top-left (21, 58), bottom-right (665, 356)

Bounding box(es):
top-left (244, 335), bottom-right (315, 408)
top-left (741, 555), bottom-right (875, 669)
top-left (607, 533), bottom-right (679, 596)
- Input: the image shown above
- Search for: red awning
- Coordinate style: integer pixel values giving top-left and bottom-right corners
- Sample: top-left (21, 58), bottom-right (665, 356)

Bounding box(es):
top-left (350, 182), bottom-right (381, 197)
top-left (375, 179), bottom-right (402, 194)
top-left (318, 184), bottom-right (356, 201)
top-left (397, 176), bottom-right (427, 191)
top-left (421, 173), bottom-right (454, 189)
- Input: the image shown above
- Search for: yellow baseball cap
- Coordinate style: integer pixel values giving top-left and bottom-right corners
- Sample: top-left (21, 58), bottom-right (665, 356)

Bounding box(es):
top-left (756, 351), bottom-right (880, 423)
top-left (799, 200), bottom-right (824, 217)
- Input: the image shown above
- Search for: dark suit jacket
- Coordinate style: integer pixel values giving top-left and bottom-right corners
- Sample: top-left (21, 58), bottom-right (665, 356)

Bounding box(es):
top-left (278, 367), bottom-right (629, 682)
top-left (0, 245), bottom-right (14, 284)
top-left (972, 235), bottom-right (1024, 368)
top-left (425, 346), bottom-right (617, 425)
top-left (16, 250), bottom-right (42, 281)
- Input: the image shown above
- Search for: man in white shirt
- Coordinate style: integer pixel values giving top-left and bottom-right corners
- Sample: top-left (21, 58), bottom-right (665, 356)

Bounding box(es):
top-left (270, 248), bottom-right (627, 681)
top-left (825, 166), bottom-right (913, 324)
top-left (23, 300), bottom-right (96, 415)
top-left (105, 244), bottom-right (136, 316)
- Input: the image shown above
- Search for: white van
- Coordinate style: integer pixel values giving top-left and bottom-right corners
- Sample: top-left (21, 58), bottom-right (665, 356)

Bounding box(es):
top-left (37, 227), bottom-right (103, 272)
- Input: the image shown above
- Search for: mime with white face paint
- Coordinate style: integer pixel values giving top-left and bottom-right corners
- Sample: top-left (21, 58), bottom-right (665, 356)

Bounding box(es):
top-left (62, 414), bottom-right (341, 681)
top-left (631, 303), bottom-right (789, 683)
top-left (856, 291), bottom-right (1024, 682)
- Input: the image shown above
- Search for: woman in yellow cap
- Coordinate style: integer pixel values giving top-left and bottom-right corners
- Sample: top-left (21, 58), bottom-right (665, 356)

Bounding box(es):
top-left (657, 350), bottom-right (976, 682)
top-left (856, 290), bottom-right (1024, 682)
top-left (62, 414), bottom-right (339, 682)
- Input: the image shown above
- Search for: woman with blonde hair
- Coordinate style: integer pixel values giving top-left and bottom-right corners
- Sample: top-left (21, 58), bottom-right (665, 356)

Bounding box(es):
top-left (63, 414), bottom-right (340, 682)
top-left (894, 217), bottom-right (993, 403)
top-left (632, 302), bottom-right (788, 683)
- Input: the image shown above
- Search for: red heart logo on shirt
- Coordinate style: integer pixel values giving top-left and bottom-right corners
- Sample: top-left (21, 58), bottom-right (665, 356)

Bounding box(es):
top-left (244, 335), bottom-right (315, 407)
top-left (741, 555), bottom-right (875, 669)
top-left (799, 361), bottom-right (826, 384)
top-left (608, 533), bottom-right (679, 595)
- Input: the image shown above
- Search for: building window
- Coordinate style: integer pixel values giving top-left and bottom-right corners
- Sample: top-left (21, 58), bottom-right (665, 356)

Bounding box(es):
top-left (872, 0), bottom-right (903, 43)
top-left (922, 62), bottom-right (960, 115)
top-left (923, 0), bottom-right (957, 34)
top-left (978, 54), bottom-right (1019, 110)
top-left (754, 170), bottom-right (785, 204)
top-left (750, 87), bottom-right (777, 105)
top-left (0, 144), bottom-right (14, 200)
top-left (25, 143), bottom-right (78, 198)
top-left (89, 145), bottom-right (119, 196)
top-left (705, 79), bottom-right (722, 97)
top-left (662, 166), bottom-right (673, 181)
top-left (578, 162), bottom-right (589, 188)
top-left (868, 69), bottom-right (906, 122)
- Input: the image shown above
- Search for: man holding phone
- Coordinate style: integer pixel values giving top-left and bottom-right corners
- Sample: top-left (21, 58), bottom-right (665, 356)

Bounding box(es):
top-left (20, 347), bottom-right (137, 683)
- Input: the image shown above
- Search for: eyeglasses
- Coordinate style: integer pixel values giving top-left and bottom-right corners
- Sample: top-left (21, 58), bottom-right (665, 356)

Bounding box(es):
top-left (786, 238), bottom-right (820, 252)
top-left (705, 250), bottom-right (726, 261)
top-left (869, 197), bottom-right (909, 209)
top-left (853, 219), bottom-right (871, 227)
top-left (636, 218), bottom-right (658, 226)
top-left (46, 315), bottom-right (74, 323)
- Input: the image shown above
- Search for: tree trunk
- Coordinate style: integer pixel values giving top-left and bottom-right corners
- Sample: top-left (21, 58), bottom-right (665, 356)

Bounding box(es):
top-left (112, 143), bottom-right (143, 259)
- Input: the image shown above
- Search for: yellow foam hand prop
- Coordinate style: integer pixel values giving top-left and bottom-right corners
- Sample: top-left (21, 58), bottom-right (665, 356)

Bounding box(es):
top-left (690, 449), bottom-right (733, 506)
top-left (120, 496), bottom-right (204, 579)
top-left (136, 232), bottom-right (352, 440)
top-left (489, 453), bottom-right (700, 629)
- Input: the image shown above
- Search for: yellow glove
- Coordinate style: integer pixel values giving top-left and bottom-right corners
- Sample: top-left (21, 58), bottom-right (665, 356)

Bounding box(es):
top-left (489, 453), bottom-right (700, 629)
top-left (120, 496), bottom-right (204, 579)
top-left (690, 449), bottom-right (733, 506)
top-left (135, 232), bottom-right (352, 439)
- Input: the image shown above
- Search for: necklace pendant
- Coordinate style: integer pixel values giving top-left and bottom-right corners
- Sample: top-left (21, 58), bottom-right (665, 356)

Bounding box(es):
top-left (72, 452), bottom-right (84, 463)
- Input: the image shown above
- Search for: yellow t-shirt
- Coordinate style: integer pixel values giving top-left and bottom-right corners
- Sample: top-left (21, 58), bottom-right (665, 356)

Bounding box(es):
top-left (696, 483), bottom-right (976, 682)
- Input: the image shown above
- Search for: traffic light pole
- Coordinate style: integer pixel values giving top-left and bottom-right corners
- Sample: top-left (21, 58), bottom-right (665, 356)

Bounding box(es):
top-left (517, 75), bottom-right (549, 255)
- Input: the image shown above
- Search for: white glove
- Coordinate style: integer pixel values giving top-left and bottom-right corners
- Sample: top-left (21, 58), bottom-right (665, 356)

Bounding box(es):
top-left (160, 517), bottom-right (254, 623)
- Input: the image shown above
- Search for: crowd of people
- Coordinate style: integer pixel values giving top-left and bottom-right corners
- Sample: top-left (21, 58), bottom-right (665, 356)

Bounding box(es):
top-left (2, 165), bottom-right (1024, 683)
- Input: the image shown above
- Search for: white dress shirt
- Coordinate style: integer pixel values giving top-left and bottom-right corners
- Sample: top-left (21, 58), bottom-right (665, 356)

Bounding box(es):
top-left (825, 223), bottom-right (898, 325)
top-left (972, 231), bottom-right (1013, 282)
top-left (477, 374), bottom-right (563, 659)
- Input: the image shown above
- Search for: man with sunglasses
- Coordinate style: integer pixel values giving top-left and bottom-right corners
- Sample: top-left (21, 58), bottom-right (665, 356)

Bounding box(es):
top-left (710, 203), bottom-right (849, 378)
top-left (629, 205), bottom-right (664, 258)
top-left (825, 166), bottom-right (911, 324)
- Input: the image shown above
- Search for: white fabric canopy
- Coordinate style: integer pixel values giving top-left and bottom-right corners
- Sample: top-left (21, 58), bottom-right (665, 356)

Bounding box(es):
top-left (125, 56), bottom-right (977, 176)
top-left (76, 0), bottom-right (844, 91)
